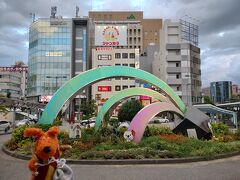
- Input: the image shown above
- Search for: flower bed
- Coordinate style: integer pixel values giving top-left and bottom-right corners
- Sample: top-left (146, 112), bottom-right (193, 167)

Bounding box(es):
top-left (5, 124), bottom-right (240, 160)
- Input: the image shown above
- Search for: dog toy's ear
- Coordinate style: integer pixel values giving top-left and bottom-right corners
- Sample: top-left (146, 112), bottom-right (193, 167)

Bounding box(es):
top-left (24, 128), bottom-right (44, 138)
top-left (47, 126), bottom-right (59, 137)
top-left (131, 130), bottom-right (136, 137)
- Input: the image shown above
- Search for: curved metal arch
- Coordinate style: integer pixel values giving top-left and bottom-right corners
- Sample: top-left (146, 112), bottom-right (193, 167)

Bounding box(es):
top-left (128, 102), bottom-right (184, 143)
top-left (39, 66), bottom-right (186, 124)
top-left (95, 87), bottom-right (171, 130)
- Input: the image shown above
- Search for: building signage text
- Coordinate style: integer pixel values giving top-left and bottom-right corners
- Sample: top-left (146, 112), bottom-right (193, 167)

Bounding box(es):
top-left (98, 86), bottom-right (112, 92)
top-left (95, 25), bottom-right (127, 46)
top-left (0, 67), bottom-right (28, 72)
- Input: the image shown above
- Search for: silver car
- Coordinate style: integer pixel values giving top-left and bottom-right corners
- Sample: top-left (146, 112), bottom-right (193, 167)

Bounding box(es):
top-left (0, 120), bottom-right (11, 133)
top-left (15, 119), bottom-right (36, 127)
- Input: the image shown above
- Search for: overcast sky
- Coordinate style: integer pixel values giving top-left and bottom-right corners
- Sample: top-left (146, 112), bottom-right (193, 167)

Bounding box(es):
top-left (0, 0), bottom-right (240, 87)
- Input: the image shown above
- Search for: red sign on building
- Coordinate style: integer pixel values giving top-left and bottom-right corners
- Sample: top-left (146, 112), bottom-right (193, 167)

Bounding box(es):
top-left (98, 86), bottom-right (112, 92)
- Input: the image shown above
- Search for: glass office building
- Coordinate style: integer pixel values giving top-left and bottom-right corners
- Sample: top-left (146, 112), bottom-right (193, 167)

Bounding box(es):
top-left (210, 81), bottom-right (232, 104)
top-left (28, 18), bottom-right (72, 96)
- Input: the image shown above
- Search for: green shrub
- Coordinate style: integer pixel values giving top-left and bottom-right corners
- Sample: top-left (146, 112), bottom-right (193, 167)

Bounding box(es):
top-left (118, 126), bottom-right (128, 140)
top-left (12, 125), bottom-right (28, 143)
top-left (82, 114), bottom-right (91, 120)
top-left (12, 124), bottom-right (57, 144)
top-left (95, 127), bottom-right (113, 143)
top-left (211, 122), bottom-right (230, 137)
top-left (81, 127), bottom-right (95, 143)
top-left (109, 118), bottom-right (119, 128)
top-left (143, 126), bottom-right (172, 137)
top-left (54, 118), bottom-right (62, 126)
top-left (18, 138), bottom-right (33, 155)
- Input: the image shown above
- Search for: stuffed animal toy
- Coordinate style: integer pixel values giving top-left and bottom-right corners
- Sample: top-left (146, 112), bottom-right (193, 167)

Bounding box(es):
top-left (123, 130), bottom-right (135, 142)
top-left (24, 126), bottom-right (72, 180)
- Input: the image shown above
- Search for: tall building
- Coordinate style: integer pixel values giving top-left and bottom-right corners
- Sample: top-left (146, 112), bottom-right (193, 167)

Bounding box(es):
top-left (89, 11), bottom-right (162, 54)
top-left (89, 15), bottom-right (140, 111)
top-left (139, 45), bottom-right (159, 74)
top-left (27, 10), bottom-right (202, 109)
top-left (153, 19), bottom-right (202, 106)
top-left (202, 87), bottom-right (210, 97)
top-left (0, 63), bottom-right (28, 98)
top-left (92, 48), bottom-right (139, 110)
top-left (71, 18), bottom-right (91, 110)
top-left (232, 84), bottom-right (238, 96)
top-left (28, 17), bottom-right (72, 97)
top-left (210, 81), bottom-right (232, 104)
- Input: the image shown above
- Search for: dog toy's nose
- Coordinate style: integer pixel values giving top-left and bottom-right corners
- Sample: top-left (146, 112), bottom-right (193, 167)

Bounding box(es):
top-left (43, 146), bottom-right (51, 153)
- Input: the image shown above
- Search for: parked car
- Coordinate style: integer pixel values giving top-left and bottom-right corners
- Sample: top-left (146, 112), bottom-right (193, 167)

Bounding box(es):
top-left (80, 119), bottom-right (96, 128)
top-left (0, 120), bottom-right (11, 133)
top-left (15, 119), bottom-right (37, 128)
top-left (156, 117), bottom-right (170, 123)
top-left (150, 117), bottom-right (170, 124)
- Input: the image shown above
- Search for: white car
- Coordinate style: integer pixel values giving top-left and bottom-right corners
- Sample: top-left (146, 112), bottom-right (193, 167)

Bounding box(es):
top-left (152, 117), bottom-right (170, 123)
top-left (80, 120), bottom-right (96, 128)
top-left (157, 118), bottom-right (170, 123)
top-left (0, 120), bottom-right (11, 133)
top-left (15, 119), bottom-right (36, 128)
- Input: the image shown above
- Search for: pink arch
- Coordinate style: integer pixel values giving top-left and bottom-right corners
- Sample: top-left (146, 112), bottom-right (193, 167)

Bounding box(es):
top-left (128, 102), bottom-right (184, 143)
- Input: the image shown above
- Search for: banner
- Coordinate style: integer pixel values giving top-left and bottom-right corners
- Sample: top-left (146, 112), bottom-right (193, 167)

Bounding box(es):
top-left (95, 25), bottom-right (127, 46)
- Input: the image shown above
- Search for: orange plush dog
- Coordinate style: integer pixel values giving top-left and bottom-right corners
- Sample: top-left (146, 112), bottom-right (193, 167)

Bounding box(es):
top-left (24, 126), bottom-right (61, 180)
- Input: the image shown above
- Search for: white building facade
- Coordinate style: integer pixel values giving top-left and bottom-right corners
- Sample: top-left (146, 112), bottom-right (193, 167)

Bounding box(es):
top-left (92, 47), bottom-right (139, 109)
top-left (153, 19), bottom-right (202, 106)
top-left (0, 65), bottom-right (28, 98)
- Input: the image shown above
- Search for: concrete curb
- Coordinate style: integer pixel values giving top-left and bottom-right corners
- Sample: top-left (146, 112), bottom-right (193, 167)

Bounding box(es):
top-left (2, 144), bottom-right (240, 165)
top-left (0, 131), bottom-right (12, 136)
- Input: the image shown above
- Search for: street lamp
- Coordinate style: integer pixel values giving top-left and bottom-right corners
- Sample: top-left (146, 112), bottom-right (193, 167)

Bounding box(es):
top-left (46, 75), bottom-right (67, 92)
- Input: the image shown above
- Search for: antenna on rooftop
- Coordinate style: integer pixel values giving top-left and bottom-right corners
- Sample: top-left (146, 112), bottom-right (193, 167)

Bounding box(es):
top-left (76, 6), bottom-right (79, 17)
top-left (51, 6), bottom-right (57, 18)
top-left (29, 12), bottom-right (36, 22)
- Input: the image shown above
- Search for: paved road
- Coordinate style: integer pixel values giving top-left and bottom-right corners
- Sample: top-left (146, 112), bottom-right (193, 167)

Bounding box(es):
top-left (1, 134), bottom-right (240, 180)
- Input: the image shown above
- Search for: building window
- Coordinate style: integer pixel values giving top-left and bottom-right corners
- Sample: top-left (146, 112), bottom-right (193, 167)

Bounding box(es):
top-left (115, 85), bottom-right (121, 91)
top-left (104, 15), bottom-right (107, 20)
top-left (130, 85), bottom-right (135, 88)
top-left (176, 63), bottom-right (179, 67)
top-left (122, 64), bottom-right (128, 66)
top-left (115, 77), bottom-right (121, 80)
top-left (176, 74), bottom-right (180, 79)
top-left (122, 85), bottom-right (128, 90)
top-left (177, 86), bottom-right (180, 91)
top-left (129, 64), bottom-right (135, 68)
top-left (130, 53), bottom-right (135, 59)
top-left (122, 53), bottom-right (128, 59)
top-left (98, 54), bottom-right (112, 60)
top-left (115, 63), bottom-right (121, 66)
top-left (115, 53), bottom-right (121, 59)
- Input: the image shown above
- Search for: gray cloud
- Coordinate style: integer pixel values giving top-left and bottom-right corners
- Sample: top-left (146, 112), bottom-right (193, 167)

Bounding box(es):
top-left (0, 0), bottom-right (239, 87)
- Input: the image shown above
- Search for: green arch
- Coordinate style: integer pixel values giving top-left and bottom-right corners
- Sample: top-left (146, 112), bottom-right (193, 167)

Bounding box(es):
top-left (39, 66), bottom-right (186, 124)
top-left (95, 87), bottom-right (171, 130)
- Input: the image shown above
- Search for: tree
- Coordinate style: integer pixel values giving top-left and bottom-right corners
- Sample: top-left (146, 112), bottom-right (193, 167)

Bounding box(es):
top-left (204, 96), bottom-right (213, 104)
top-left (103, 111), bottom-right (110, 128)
top-left (118, 99), bottom-right (143, 122)
top-left (80, 100), bottom-right (97, 117)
